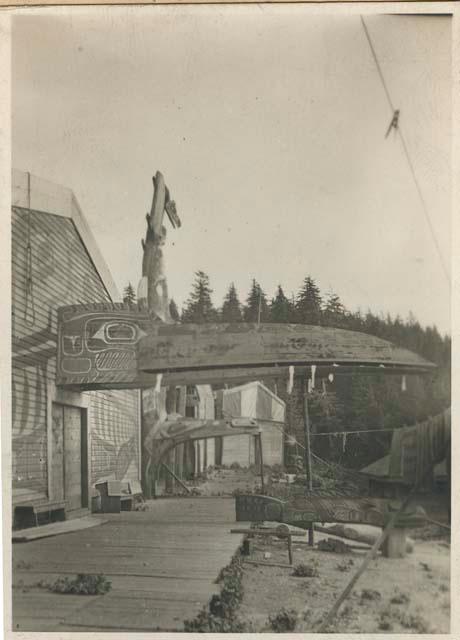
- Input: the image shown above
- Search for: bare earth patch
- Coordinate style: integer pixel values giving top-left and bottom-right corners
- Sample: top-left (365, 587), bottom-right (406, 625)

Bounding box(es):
top-left (237, 532), bottom-right (450, 633)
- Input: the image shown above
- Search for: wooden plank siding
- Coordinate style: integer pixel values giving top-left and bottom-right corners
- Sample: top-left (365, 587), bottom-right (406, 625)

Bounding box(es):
top-left (12, 206), bottom-right (140, 506)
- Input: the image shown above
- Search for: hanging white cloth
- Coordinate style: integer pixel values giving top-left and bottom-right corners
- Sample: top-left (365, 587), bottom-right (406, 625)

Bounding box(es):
top-left (401, 375), bottom-right (407, 392)
top-left (311, 364), bottom-right (317, 389)
top-left (287, 366), bottom-right (295, 395)
top-left (307, 379), bottom-right (312, 394)
top-left (154, 373), bottom-right (163, 392)
top-left (328, 373), bottom-right (334, 383)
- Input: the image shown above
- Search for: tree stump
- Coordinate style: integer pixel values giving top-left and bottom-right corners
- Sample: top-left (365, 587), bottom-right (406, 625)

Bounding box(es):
top-left (381, 528), bottom-right (407, 558)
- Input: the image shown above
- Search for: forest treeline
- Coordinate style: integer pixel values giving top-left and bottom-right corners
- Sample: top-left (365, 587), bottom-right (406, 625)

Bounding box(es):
top-left (124, 272), bottom-right (450, 469)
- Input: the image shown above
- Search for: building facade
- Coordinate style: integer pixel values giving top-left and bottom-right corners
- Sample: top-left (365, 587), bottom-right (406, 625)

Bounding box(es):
top-left (216, 381), bottom-right (285, 467)
top-left (12, 170), bottom-right (141, 514)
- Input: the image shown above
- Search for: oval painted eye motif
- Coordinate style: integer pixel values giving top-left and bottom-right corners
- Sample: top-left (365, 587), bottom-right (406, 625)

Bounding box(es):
top-left (105, 322), bottom-right (137, 342)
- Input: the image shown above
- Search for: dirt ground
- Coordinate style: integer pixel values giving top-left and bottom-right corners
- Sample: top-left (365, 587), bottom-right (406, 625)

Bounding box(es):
top-left (186, 467), bottom-right (450, 633)
top-left (235, 528), bottom-right (450, 633)
top-left (190, 466), bottom-right (264, 496)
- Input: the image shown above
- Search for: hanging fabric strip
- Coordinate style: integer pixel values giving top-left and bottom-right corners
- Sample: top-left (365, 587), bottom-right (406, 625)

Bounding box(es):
top-left (154, 373), bottom-right (163, 393)
top-left (311, 364), bottom-right (317, 389)
top-left (328, 373), bottom-right (334, 383)
top-left (307, 379), bottom-right (312, 394)
top-left (287, 366), bottom-right (295, 395)
top-left (401, 375), bottom-right (407, 392)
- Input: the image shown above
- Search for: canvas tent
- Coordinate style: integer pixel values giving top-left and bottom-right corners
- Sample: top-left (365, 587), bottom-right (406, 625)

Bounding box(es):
top-left (216, 381), bottom-right (285, 467)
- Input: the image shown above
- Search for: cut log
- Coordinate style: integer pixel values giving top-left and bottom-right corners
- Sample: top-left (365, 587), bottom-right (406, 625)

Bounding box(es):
top-left (315, 524), bottom-right (376, 547)
top-left (314, 524), bottom-right (413, 553)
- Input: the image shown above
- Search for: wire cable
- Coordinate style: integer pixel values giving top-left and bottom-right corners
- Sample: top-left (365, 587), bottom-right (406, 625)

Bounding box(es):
top-left (360, 16), bottom-right (450, 285)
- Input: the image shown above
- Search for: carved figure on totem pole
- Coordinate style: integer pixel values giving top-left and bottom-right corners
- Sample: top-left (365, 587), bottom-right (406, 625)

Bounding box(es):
top-left (138, 171), bottom-right (181, 323)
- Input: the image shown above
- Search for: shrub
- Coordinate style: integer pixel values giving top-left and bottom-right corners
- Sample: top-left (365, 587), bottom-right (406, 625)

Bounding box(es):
top-left (50, 574), bottom-right (111, 595)
top-left (269, 608), bottom-right (298, 632)
top-left (317, 538), bottom-right (350, 554)
top-left (378, 606), bottom-right (431, 633)
top-left (185, 553), bottom-right (245, 631)
top-left (215, 554), bottom-right (243, 583)
top-left (336, 559), bottom-right (354, 572)
top-left (378, 611), bottom-right (393, 631)
top-left (390, 589), bottom-right (410, 605)
top-left (184, 609), bottom-right (247, 632)
top-left (399, 612), bottom-right (432, 632)
top-left (292, 562), bottom-right (319, 578)
top-left (360, 588), bottom-right (381, 602)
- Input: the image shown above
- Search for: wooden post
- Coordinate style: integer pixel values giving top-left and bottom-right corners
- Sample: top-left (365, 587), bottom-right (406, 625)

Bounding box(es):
top-left (303, 384), bottom-right (315, 546)
top-left (303, 389), bottom-right (312, 491)
top-left (317, 458), bottom-right (445, 632)
top-left (165, 386), bottom-right (177, 493)
top-left (381, 527), bottom-right (407, 558)
top-left (140, 391), bottom-right (153, 499)
top-left (161, 462), bottom-right (192, 494)
top-left (259, 432), bottom-right (265, 494)
top-left (287, 534), bottom-right (293, 565)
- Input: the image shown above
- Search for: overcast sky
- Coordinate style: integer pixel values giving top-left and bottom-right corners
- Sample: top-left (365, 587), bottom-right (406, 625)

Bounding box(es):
top-left (12, 9), bottom-right (451, 335)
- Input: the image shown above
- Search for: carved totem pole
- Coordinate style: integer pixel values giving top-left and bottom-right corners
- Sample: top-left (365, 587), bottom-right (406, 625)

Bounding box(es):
top-left (138, 171), bottom-right (181, 323)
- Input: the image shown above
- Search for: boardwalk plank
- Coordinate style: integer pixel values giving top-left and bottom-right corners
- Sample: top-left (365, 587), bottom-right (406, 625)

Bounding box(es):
top-left (12, 498), bottom-right (242, 632)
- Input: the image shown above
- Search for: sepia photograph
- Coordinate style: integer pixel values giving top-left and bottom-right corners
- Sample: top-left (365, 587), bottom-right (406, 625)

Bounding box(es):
top-left (4, 4), bottom-right (453, 635)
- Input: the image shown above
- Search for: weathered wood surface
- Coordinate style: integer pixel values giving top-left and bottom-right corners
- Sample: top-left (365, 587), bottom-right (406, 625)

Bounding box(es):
top-left (140, 323), bottom-right (434, 371)
top-left (12, 498), bottom-right (242, 632)
top-left (235, 494), bottom-right (426, 529)
top-left (12, 208), bottom-right (141, 505)
top-left (13, 515), bottom-right (108, 543)
top-left (65, 363), bottom-right (426, 391)
top-left (138, 171), bottom-right (179, 323)
top-left (56, 304), bottom-right (434, 389)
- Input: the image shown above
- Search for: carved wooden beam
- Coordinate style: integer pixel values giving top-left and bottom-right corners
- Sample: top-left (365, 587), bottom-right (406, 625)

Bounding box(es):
top-left (138, 322), bottom-right (435, 373)
top-left (235, 494), bottom-right (426, 529)
top-left (56, 303), bottom-right (435, 390)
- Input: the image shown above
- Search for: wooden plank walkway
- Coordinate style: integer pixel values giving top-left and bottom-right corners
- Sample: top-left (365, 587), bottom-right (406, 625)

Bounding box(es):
top-left (13, 515), bottom-right (109, 542)
top-left (12, 497), bottom-right (242, 632)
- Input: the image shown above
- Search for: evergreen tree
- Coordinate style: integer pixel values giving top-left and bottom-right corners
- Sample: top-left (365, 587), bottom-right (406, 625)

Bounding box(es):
top-left (323, 292), bottom-right (347, 327)
top-left (296, 276), bottom-right (323, 325)
top-left (345, 309), bottom-right (365, 332)
top-left (221, 283), bottom-right (243, 322)
top-left (123, 282), bottom-right (136, 306)
top-left (363, 310), bottom-right (382, 337)
top-left (169, 298), bottom-right (180, 321)
top-left (243, 279), bottom-right (270, 323)
top-left (181, 271), bottom-right (217, 323)
top-left (270, 285), bottom-right (292, 323)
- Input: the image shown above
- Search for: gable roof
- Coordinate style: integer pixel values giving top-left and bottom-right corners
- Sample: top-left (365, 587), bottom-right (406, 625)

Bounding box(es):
top-left (224, 380), bottom-right (286, 408)
top-left (361, 454), bottom-right (391, 477)
top-left (12, 169), bottom-right (119, 301)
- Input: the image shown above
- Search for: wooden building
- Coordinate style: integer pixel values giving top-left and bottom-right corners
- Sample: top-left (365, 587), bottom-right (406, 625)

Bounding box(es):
top-left (12, 170), bottom-right (141, 518)
top-left (360, 409), bottom-right (451, 499)
top-left (215, 381), bottom-right (285, 467)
